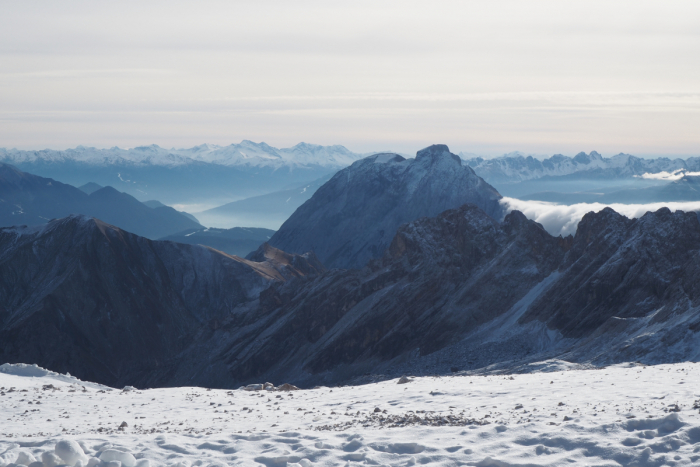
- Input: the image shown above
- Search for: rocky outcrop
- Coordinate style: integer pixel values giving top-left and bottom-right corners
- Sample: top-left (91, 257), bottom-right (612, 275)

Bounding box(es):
top-left (267, 145), bottom-right (504, 269)
top-left (0, 215), bottom-right (323, 387)
top-left (4, 202), bottom-right (700, 389)
top-left (186, 204), bottom-right (568, 386)
top-left (188, 205), bottom-right (700, 387)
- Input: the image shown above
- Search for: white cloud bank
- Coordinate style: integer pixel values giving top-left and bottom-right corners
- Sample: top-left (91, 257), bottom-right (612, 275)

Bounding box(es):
top-left (501, 197), bottom-right (700, 237)
top-left (638, 169), bottom-right (700, 181)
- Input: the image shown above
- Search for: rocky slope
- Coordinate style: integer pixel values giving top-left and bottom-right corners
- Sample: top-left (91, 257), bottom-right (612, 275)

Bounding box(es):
top-left (4, 202), bottom-right (700, 389)
top-left (178, 205), bottom-right (700, 388)
top-left (267, 145), bottom-right (504, 269)
top-left (0, 216), bottom-right (322, 387)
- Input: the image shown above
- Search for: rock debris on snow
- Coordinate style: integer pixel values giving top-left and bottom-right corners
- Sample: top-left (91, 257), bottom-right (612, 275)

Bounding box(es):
top-left (3, 362), bottom-right (700, 465)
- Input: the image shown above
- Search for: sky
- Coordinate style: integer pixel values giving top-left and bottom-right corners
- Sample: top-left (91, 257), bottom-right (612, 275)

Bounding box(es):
top-left (1, 1), bottom-right (699, 157)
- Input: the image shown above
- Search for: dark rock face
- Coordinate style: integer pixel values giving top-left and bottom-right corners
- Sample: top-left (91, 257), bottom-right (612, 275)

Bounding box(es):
top-left (191, 206), bottom-right (700, 387)
top-left (0, 216), bottom-right (322, 387)
top-left (521, 207), bottom-right (700, 339)
top-left (0, 163), bottom-right (201, 239)
top-left (192, 205), bottom-right (568, 386)
top-left (267, 145), bottom-right (504, 269)
top-left (4, 202), bottom-right (700, 389)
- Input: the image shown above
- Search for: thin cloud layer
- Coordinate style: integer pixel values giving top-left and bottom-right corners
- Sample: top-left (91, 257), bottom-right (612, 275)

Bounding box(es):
top-left (501, 197), bottom-right (700, 237)
top-left (639, 169), bottom-right (700, 181)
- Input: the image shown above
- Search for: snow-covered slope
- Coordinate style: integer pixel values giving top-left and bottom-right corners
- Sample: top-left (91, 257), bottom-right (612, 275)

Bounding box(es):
top-left (464, 151), bottom-right (699, 184)
top-left (0, 141), bottom-right (366, 169)
top-left (1, 361), bottom-right (700, 466)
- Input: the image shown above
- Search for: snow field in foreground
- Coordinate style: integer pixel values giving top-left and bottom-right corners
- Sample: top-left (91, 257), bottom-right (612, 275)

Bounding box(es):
top-left (1, 361), bottom-right (700, 466)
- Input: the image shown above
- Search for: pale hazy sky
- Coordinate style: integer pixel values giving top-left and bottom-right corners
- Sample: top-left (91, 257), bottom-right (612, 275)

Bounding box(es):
top-left (1, 1), bottom-right (699, 157)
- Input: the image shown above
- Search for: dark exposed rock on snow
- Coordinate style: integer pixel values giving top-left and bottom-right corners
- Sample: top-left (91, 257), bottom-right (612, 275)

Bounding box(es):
top-left (0, 216), bottom-right (323, 387)
top-left (267, 144), bottom-right (504, 269)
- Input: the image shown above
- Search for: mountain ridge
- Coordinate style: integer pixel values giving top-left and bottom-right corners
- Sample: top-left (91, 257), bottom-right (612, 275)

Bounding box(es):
top-left (188, 204), bottom-right (700, 387)
top-left (464, 151), bottom-right (699, 184)
top-left (0, 215), bottom-right (323, 387)
top-left (0, 163), bottom-right (201, 239)
top-left (0, 141), bottom-right (366, 169)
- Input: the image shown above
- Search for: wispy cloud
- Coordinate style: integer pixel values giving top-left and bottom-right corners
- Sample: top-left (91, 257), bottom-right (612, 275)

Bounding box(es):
top-left (502, 197), bottom-right (700, 236)
top-left (638, 169), bottom-right (700, 181)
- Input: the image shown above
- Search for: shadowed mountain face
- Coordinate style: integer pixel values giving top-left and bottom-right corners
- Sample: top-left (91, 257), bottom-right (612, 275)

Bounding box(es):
top-left (267, 145), bottom-right (504, 269)
top-left (0, 163), bottom-right (200, 239)
top-left (2, 203), bottom-right (700, 388)
top-left (0, 216), bottom-right (323, 387)
top-left (178, 205), bottom-right (700, 388)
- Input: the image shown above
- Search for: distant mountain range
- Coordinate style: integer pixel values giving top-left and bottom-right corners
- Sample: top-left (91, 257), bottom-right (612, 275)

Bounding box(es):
top-left (160, 227), bottom-right (275, 258)
top-left (521, 175), bottom-right (700, 204)
top-left (196, 174), bottom-right (333, 230)
top-left (0, 142), bottom-right (367, 207)
top-left (0, 141), bottom-right (364, 169)
top-left (459, 151), bottom-right (700, 204)
top-left (463, 151), bottom-right (698, 185)
top-left (0, 163), bottom-right (200, 239)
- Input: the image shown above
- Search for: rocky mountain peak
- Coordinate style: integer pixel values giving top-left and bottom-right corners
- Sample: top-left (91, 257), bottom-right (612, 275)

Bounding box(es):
top-left (415, 144), bottom-right (462, 165)
top-left (267, 144), bottom-right (504, 269)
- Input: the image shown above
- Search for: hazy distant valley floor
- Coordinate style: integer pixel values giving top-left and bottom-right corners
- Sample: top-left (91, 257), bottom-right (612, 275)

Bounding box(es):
top-left (2, 362), bottom-right (700, 467)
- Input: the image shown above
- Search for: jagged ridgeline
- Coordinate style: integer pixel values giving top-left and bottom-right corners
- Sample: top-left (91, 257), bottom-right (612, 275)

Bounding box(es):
top-left (2, 144), bottom-right (700, 389)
